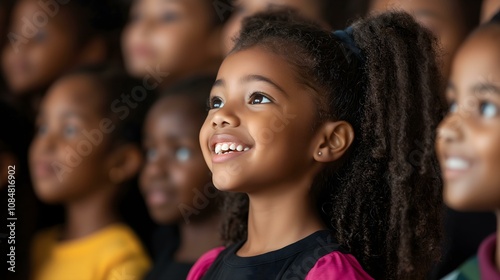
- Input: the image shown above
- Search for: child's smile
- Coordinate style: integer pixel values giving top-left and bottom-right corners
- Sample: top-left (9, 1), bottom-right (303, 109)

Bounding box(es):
top-left (209, 134), bottom-right (252, 163)
top-left (199, 46), bottom-right (318, 193)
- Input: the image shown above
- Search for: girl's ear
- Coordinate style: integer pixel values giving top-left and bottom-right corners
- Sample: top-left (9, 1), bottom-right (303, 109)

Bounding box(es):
top-left (106, 144), bottom-right (144, 185)
top-left (313, 121), bottom-right (354, 163)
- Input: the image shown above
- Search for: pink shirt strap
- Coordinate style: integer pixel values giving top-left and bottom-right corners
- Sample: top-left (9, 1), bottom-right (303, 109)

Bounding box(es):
top-left (305, 251), bottom-right (374, 280)
top-left (187, 246), bottom-right (225, 280)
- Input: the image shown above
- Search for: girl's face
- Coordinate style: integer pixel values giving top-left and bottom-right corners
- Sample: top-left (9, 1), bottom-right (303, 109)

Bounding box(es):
top-left (140, 97), bottom-right (212, 224)
top-left (222, 0), bottom-right (323, 54)
top-left (436, 26), bottom-right (500, 211)
top-left (29, 75), bottom-right (112, 203)
top-left (199, 46), bottom-right (318, 193)
top-left (2, 0), bottom-right (80, 94)
top-left (481, 0), bottom-right (500, 23)
top-left (122, 0), bottom-right (217, 79)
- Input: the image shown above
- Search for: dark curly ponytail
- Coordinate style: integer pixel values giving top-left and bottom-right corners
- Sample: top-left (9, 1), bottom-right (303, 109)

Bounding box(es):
top-left (221, 10), bottom-right (444, 279)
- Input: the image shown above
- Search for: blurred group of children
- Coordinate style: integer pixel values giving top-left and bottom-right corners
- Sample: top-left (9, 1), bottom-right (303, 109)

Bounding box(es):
top-left (0, 0), bottom-right (499, 279)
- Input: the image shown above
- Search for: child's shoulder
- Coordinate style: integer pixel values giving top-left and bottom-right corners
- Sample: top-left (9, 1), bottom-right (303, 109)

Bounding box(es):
top-left (305, 251), bottom-right (374, 280)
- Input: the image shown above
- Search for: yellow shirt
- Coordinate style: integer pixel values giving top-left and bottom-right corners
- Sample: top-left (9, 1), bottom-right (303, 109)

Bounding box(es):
top-left (31, 223), bottom-right (151, 280)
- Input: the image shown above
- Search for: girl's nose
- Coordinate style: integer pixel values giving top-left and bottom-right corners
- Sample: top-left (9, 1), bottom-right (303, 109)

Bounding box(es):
top-left (211, 106), bottom-right (240, 129)
top-left (437, 116), bottom-right (462, 143)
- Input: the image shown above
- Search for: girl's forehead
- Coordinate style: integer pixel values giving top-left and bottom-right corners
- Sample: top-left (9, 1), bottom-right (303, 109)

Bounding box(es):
top-left (42, 76), bottom-right (104, 116)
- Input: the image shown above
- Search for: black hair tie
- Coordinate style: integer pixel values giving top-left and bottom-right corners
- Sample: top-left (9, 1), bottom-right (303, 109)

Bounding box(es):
top-left (332, 27), bottom-right (365, 64)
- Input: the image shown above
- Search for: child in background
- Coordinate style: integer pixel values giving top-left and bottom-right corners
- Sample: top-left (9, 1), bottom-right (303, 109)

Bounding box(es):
top-left (222, 0), bottom-right (369, 54)
top-left (482, 0), bottom-right (500, 23)
top-left (437, 12), bottom-right (500, 280)
top-left (121, 0), bottom-right (225, 90)
top-left (189, 10), bottom-right (443, 280)
top-left (1, 0), bottom-right (122, 119)
top-left (29, 68), bottom-right (152, 280)
top-left (369, 0), bottom-right (480, 82)
top-left (140, 76), bottom-right (222, 280)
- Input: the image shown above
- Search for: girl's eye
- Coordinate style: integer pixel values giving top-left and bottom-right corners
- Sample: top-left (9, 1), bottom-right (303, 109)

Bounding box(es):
top-left (250, 93), bottom-right (272, 105)
top-left (448, 101), bottom-right (458, 114)
top-left (37, 124), bottom-right (48, 135)
top-left (146, 148), bottom-right (158, 162)
top-left (63, 125), bottom-right (78, 138)
top-left (175, 147), bottom-right (191, 162)
top-left (160, 12), bottom-right (180, 22)
top-left (209, 97), bottom-right (224, 109)
top-left (480, 102), bottom-right (498, 118)
top-left (33, 31), bottom-right (47, 42)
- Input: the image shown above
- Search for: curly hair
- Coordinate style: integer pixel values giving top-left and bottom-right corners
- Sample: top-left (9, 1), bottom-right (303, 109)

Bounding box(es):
top-left (220, 10), bottom-right (444, 279)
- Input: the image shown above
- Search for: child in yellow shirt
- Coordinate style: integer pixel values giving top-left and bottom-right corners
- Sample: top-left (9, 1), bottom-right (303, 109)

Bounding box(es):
top-left (29, 67), bottom-right (153, 280)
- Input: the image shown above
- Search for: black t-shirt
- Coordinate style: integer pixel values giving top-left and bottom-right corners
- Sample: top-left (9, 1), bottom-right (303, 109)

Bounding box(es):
top-left (201, 230), bottom-right (344, 280)
top-left (145, 226), bottom-right (194, 280)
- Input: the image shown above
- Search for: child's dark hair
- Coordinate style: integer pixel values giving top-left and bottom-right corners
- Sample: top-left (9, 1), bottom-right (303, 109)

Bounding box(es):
top-left (491, 10), bottom-right (500, 23)
top-left (222, 10), bottom-right (444, 279)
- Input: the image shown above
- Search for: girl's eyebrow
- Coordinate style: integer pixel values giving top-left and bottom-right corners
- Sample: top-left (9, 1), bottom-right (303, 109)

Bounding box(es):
top-left (212, 75), bottom-right (288, 97)
top-left (470, 83), bottom-right (500, 96)
top-left (60, 111), bottom-right (89, 121)
top-left (241, 74), bottom-right (288, 97)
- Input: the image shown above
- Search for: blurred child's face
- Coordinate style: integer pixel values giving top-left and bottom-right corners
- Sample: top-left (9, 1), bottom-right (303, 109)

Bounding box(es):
top-left (29, 75), bottom-right (112, 203)
top-left (140, 96), bottom-right (212, 224)
top-left (481, 0), bottom-right (500, 23)
top-left (2, 0), bottom-right (81, 94)
top-left (222, 0), bottom-right (324, 54)
top-left (199, 46), bottom-right (318, 193)
top-left (122, 0), bottom-right (218, 80)
top-left (436, 26), bottom-right (500, 211)
top-left (371, 0), bottom-right (470, 79)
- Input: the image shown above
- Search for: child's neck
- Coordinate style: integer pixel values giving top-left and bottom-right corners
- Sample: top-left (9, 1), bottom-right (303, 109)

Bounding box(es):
top-left (61, 186), bottom-right (119, 241)
top-left (237, 184), bottom-right (326, 257)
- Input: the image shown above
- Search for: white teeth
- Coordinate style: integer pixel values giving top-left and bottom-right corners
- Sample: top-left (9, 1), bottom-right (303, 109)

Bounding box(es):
top-left (446, 157), bottom-right (470, 170)
top-left (214, 142), bottom-right (251, 154)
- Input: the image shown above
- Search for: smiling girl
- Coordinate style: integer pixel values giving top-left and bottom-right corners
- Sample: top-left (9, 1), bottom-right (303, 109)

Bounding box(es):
top-left (188, 10), bottom-right (443, 280)
top-left (437, 12), bottom-right (500, 279)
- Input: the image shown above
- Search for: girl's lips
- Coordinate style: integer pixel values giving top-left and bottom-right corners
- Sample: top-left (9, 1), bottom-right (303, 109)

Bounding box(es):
top-left (142, 183), bottom-right (176, 206)
top-left (441, 156), bottom-right (473, 180)
top-left (32, 160), bottom-right (57, 179)
top-left (211, 149), bottom-right (251, 163)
